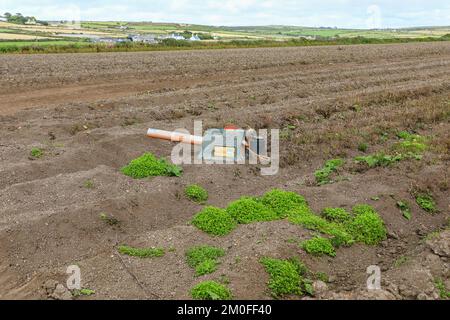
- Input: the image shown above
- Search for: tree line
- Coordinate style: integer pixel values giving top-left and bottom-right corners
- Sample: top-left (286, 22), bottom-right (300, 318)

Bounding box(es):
top-left (3, 12), bottom-right (48, 25)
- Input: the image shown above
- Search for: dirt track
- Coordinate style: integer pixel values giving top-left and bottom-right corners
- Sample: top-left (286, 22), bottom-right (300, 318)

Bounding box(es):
top-left (0, 43), bottom-right (449, 300)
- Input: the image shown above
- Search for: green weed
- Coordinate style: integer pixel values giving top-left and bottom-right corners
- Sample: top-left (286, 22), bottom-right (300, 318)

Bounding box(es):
top-left (396, 201), bottom-right (412, 220)
top-left (191, 281), bottom-right (232, 300)
top-left (314, 272), bottom-right (329, 283)
top-left (260, 189), bottom-right (308, 218)
top-left (355, 153), bottom-right (403, 168)
top-left (121, 153), bottom-right (182, 179)
top-left (72, 288), bottom-right (95, 297)
top-left (192, 207), bottom-right (237, 236)
top-left (301, 236), bottom-right (336, 257)
top-left (100, 213), bottom-right (120, 226)
top-left (416, 193), bottom-right (437, 213)
top-left (260, 257), bottom-right (309, 298)
top-left (424, 231), bottom-right (440, 242)
top-left (185, 184), bottom-right (208, 203)
top-left (321, 208), bottom-right (352, 224)
top-left (314, 159), bottom-right (345, 185)
top-left (186, 245), bottom-right (226, 277)
top-left (30, 147), bottom-right (43, 159)
top-left (356, 133), bottom-right (427, 169)
top-left (434, 278), bottom-right (450, 300)
top-left (118, 245), bottom-right (165, 258)
top-left (84, 180), bottom-right (94, 189)
top-left (394, 132), bottom-right (427, 155)
top-left (226, 197), bottom-right (278, 224)
top-left (345, 205), bottom-right (387, 245)
top-left (358, 143), bottom-right (368, 153)
top-left (288, 208), bottom-right (353, 247)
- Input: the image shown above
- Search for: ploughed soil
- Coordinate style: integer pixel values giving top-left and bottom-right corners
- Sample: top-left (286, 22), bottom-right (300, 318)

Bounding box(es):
top-left (0, 43), bottom-right (449, 300)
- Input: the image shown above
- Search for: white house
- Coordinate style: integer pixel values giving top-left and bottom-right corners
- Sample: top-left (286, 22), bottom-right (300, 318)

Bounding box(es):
top-left (0, 16), bottom-right (7, 22)
top-left (170, 33), bottom-right (185, 40)
top-left (129, 34), bottom-right (158, 44)
top-left (189, 34), bottom-right (201, 41)
top-left (25, 17), bottom-right (37, 25)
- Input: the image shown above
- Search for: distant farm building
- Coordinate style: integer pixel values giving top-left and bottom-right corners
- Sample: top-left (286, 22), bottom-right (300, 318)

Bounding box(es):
top-left (91, 37), bottom-right (129, 44)
top-left (190, 34), bottom-right (201, 41)
top-left (25, 17), bottom-right (37, 25)
top-left (0, 16), bottom-right (7, 22)
top-left (129, 34), bottom-right (158, 44)
top-left (169, 33), bottom-right (185, 40)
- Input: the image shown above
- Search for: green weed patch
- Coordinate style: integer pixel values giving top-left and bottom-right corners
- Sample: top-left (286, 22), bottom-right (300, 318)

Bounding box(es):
top-left (321, 208), bottom-right (352, 224)
top-left (345, 205), bottom-right (387, 245)
top-left (100, 213), bottom-right (120, 226)
top-left (315, 159), bottom-right (344, 185)
top-left (288, 208), bottom-right (353, 247)
top-left (261, 258), bottom-right (307, 298)
top-left (118, 245), bottom-right (165, 258)
top-left (397, 201), bottom-right (412, 220)
top-left (192, 207), bottom-right (237, 236)
top-left (355, 132), bottom-right (427, 168)
top-left (394, 131), bottom-right (427, 155)
top-left (260, 189), bottom-right (308, 218)
top-left (30, 147), bottom-right (43, 159)
top-left (301, 236), bottom-right (336, 257)
top-left (226, 197), bottom-right (278, 224)
top-left (358, 143), bottom-right (368, 153)
top-left (186, 245), bottom-right (226, 276)
top-left (72, 288), bottom-right (95, 297)
top-left (191, 189), bottom-right (386, 256)
top-left (191, 281), bottom-right (232, 300)
top-left (355, 153), bottom-right (403, 168)
top-left (290, 202), bottom-right (385, 253)
top-left (435, 278), bottom-right (450, 300)
top-left (260, 257), bottom-right (311, 298)
top-left (121, 153), bottom-right (182, 179)
top-left (416, 193), bottom-right (437, 213)
top-left (185, 185), bottom-right (208, 203)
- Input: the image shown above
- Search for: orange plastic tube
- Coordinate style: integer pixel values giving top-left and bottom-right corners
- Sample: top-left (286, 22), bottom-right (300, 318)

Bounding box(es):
top-left (147, 128), bottom-right (203, 145)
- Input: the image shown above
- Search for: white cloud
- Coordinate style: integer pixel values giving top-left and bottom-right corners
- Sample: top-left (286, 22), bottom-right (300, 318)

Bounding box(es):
top-left (208, 0), bottom-right (258, 14)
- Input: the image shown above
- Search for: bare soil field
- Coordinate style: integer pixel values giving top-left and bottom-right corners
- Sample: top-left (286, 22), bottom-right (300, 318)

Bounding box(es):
top-left (0, 42), bottom-right (449, 300)
top-left (0, 34), bottom-right (52, 40)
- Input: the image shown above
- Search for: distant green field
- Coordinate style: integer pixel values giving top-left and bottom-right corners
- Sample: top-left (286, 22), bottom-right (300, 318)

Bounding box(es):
top-left (222, 26), bottom-right (450, 39)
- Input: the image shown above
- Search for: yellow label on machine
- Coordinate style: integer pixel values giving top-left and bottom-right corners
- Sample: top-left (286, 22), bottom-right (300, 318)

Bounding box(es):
top-left (214, 146), bottom-right (236, 158)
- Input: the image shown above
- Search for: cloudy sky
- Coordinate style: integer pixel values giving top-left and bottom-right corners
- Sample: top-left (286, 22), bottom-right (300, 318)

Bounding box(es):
top-left (1, 0), bottom-right (449, 28)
